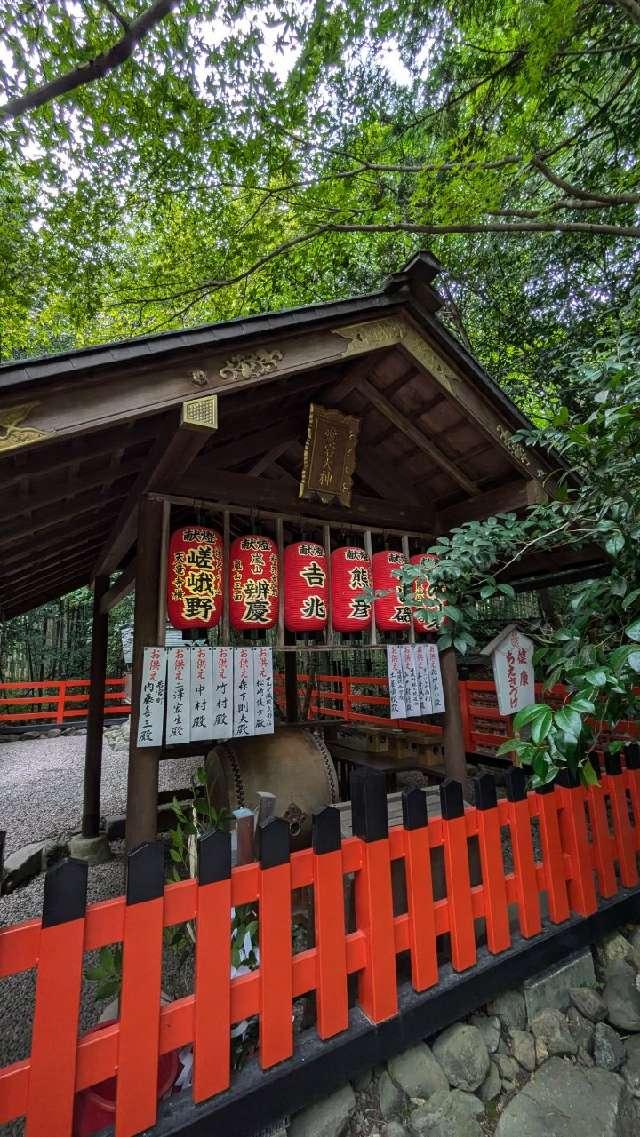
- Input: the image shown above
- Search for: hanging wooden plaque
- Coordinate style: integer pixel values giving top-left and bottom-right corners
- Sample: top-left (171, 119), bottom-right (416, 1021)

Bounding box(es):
top-left (299, 403), bottom-right (359, 507)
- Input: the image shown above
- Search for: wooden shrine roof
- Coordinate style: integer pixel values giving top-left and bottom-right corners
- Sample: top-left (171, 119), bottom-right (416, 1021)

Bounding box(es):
top-left (0, 251), bottom-right (599, 618)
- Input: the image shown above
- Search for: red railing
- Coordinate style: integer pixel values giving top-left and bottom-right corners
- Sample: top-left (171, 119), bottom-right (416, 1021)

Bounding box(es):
top-left (0, 678), bottom-right (131, 724)
top-left (0, 758), bottom-right (639, 1136)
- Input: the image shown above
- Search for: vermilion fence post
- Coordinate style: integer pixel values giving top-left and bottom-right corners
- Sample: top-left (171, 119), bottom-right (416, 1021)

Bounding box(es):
top-left (505, 768), bottom-right (541, 939)
top-left (584, 754), bottom-right (617, 899)
top-left (258, 817), bottom-right (293, 1069)
top-left (440, 780), bottom-right (476, 971)
top-left (56, 680), bottom-right (66, 724)
top-left (473, 773), bottom-right (510, 953)
top-left (193, 828), bottom-right (232, 1101)
top-left (402, 787), bottom-right (438, 991)
top-left (557, 770), bottom-right (597, 917)
top-left (352, 770), bottom-right (397, 1022)
top-left (624, 744), bottom-right (640, 844)
top-left (115, 841), bottom-right (165, 1137)
top-left (312, 806), bottom-right (349, 1038)
top-left (603, 752), bottom-right (638, 888)
top-left (534, 782), bottom-right (570, 923)
top-left (25, 859), bottom-right (88, 1137)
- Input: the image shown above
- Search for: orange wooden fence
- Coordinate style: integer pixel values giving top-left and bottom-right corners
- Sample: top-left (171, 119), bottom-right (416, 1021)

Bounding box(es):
top-left (1, 751), bottom-right (639, 1137)
top-left (0, 678), bottom-right (131, 724)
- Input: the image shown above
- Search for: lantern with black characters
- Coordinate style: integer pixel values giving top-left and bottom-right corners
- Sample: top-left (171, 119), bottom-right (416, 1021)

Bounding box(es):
top-left (372, 550), bottom-right (412, 631)
top-left (167, 526), bottom-right (224, 629)
top-left (331, 546), bottom-right (373, 631)
top-left (229, 535), bottom-right (279, 631)
top-left (284, 541), bottom-right (328, 631)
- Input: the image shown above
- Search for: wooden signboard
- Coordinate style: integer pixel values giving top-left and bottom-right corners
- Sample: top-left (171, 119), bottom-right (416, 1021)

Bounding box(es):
top-left (233, 646), bottom-right (255, 738)
top-left (136, 647), bottom-right (167, 748)
top-left (400, 643), bottom-right (422, 718)
top-left (299, 403), bottom-right (360, 507)
top-left (484, 624), bottom-right (535, 716)
top-left (387, 644), bottom-right (407, 720)
top-left (211, 646), bottom-right (233, 740)
top-left (166, 645), bottom-right (191, 743)
top-left (254, 646), bottom-right (275, 735)
top-left (413, 643), bottom-right (434, 716)
top-left (190, 645), bottom-right (214, 741)
top-left (426, 644), bottom-right (445, 713)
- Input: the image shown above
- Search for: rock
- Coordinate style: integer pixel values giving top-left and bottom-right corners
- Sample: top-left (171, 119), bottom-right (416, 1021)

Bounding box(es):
top-left (570, 987), bottom-right (608, 1023)
top-left (387, 1043), bottom-right (448, 1100)
top-left (2, 840), bottom-right (51, 890)
top-left (604, 960), bottom-right (640, 1032)
top-left (478, 1060), bottom-right (501, 1102)
top-left (432, 1024), bottom-right (490, 1092)
top-left (523, 951), bottom-right (596, 1021)
top-left (578, 1046), bottom-right (595, 1067)
top-left (495, 1056), bottom-right (640, 1137)
top-left (48, 727), bottom-right (61, 736)
top-left (628, 928), bottom-right (640, 955)
top-left (290, 1084), bottom-right (356, 1137)
top-left (68, 832), bottom-right (111, 865)
top-left (379, 1071), bottom-right (404, 1119)
top-left (495, 1054), bottom-right (519, 1083)
top-left (534, 1038), bottom-right (549, 1066)
top-left (487, 990), bottom-right (526, 1032)
top-left (530, 1009), bottom-right (577, 1056)
top-left (353, 1068), bottom-right (373, 1093)
top-left (469, 1013), bottom-right (501, 1053)
top-left (382, 1124), bottom-right (408, 1137)
top-left (622, 1034), bottom-right (640, 1097)
top-left (510, 1029), bottom-right (536, 1072)
top-left (567, 1006), bottom-right (595, 1053)
top-left (594, 1022), bottom-right (626, 1071)
top-left (597, 933), bottom-right (640, 972)
top-left (409, 1089), bottom-right (483, 1137)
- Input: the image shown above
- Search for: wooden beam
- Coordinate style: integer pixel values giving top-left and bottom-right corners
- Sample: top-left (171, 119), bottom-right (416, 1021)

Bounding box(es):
top-left (100, 560), bottom-right (136, 613)
top-left (125, 497), bottom-right (168, 848)
top-left (94, 406), bottom-right (215, 577)
top-left (437, 479), bottom-right (546, 531)
top-left (0, 482), bottom-right (132, 551)
top-left (352, 375), bottom-right (478, 495)
top-left (440, 647), bottom-right (469, 797)
top-left (248, 439), bottom-right (295, 477)
top-left (82, 575), bottom-right (109, 838)
top-left (207, 417), bottom-right (302, 471)
top-left (0, 517), bottom-right (117, 571)
top-left (353, 447), bottom-right (422, 505)
top-left (168, 464), bottom-right (434, 532)
top-left (0, 454), bottom-right (146, 525)
top-left (2, 572), bottom-right (90, 617)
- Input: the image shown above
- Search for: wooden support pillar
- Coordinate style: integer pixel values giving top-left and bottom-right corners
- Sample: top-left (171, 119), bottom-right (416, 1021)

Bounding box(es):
top-left (284, 630), bottom-right (298, 723)
top-left (440, 647), bottom-right (469, 796)
top-left (82, 575), bottom-right (109, 838)
top-left (125, 497), bottom-right (170, 849)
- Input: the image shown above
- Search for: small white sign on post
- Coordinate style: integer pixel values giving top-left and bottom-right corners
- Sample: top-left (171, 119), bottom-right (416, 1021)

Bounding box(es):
top-left (166, 645), bottom-right (191, 744)
top-left (190, 645), bottom-right (214, 741)
top-left (426, 644), bottom-right (445, 713)
top-left (233, 646), bottom-right (255, 738)
top-left (212, 646), bottom-right (233, 740)
top-left (387, 644), bottom-right (407, 720)
top-left (254, 646), bottom-right (275, 735)
top-left (136, 647), bottom-right (167, 748)
top-left (413, 643), bottom-right (434, 716)
top-left (400, 643), bottom-right (422, 718)
top-left (487, 625), bottom-right (535, 716)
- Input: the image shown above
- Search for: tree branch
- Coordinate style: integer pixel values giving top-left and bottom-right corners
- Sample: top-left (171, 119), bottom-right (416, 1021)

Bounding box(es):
top-left (532, 157), bottom-right (640, 204)
top-left (0, 0), bottom-right (179, 121)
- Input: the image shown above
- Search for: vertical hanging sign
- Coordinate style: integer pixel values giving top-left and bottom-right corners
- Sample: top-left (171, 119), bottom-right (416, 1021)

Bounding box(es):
top-left (190, 645), bottom-right (214, 741)
top-left (212, 647), bottom-right (233, 740)
top-left (387, 644), bottom-right (407, 720)
top-left (413, 643), bottom-right (434, 716)
top-left (400, 643), bottom-right (422, 717)
top-left (254, 646), bottom-right (275, 735)
top-left (426, 644), bottom-right (445, 712)
top-left (166, 645), bottom-right (191, 743)
top-left (137, 647), bottom-right (167, 748)
top-left (233, 647), bottom-right (255, 738)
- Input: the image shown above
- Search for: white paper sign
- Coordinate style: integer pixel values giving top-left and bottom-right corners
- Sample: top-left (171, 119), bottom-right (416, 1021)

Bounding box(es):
top-left (190, 645), bottom-right (214, 741)
top-left (492, 628), bottom-right (535, 716)
top-left (387, 644), bottom-right (407, 720)
top-left (413, 643), bottom-right (434, 716)
top-left (400, 643), bottom-right (422, 717)
top-left (212, 646), bottom-right (233, 739)
top-left (233, 647), bottom-right (255, 738)
top-left (166, 646), bottom-right (191, 744)
top-left (254, 646), bottom-right (275, 735)
top-left (137, 647), bottom-right (167, 747)
top-left (426, 644), bottom-right (445, 713)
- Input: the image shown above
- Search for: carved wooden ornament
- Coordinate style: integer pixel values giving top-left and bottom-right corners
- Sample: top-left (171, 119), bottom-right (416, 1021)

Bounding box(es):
top-left (299, 403), bottom-right (360, 508)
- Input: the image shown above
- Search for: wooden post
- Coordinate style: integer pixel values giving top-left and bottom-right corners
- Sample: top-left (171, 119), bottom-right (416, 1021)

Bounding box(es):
top-left (81, 575), bottom-right (110, 838)
top-left (125, 497), bottom-right (169, 849)
top-left (440, 647), bottom-right (469, 795)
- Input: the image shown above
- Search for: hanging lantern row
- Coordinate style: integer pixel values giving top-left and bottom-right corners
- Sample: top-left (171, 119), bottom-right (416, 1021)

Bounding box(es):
top-left (167, 528), bottom-right (440, 634)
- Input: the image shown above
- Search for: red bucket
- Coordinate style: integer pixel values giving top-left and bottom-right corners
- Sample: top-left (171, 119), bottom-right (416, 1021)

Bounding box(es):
top-left (73, 1021), bottom-right (179, 1137)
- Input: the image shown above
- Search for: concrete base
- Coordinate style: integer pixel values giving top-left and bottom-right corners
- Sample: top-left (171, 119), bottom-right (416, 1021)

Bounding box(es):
top-left (523, 949), bottom-right (596, 1022)
top-left (68, 832), bottom-right (112, 865)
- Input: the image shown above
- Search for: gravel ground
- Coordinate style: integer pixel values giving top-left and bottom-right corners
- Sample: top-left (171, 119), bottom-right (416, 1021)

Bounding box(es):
top-left (0, 732), bottom-right (202, 1135)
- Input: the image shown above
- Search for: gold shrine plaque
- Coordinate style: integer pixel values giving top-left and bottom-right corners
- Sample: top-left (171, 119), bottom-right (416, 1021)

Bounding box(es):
top-left (300, 403), bottom-right (359, 508)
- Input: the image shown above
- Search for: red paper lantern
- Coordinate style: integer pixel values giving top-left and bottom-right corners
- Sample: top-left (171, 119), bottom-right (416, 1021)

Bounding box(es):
top-left (411, 553), bottom-right (440, 633)
top-left (372, 550), bottom-right (412, 631)
top-left (167, 526), bottom-right (224, 629)
top-left (284, 541), bottom-right (328, 631)
top-left (331, 546), bottom-right (373, 632)
top-left (229, 535), bottom-right (279, 631)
